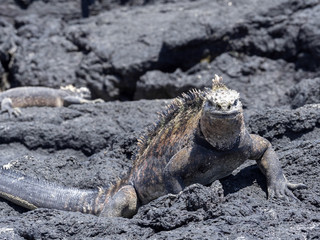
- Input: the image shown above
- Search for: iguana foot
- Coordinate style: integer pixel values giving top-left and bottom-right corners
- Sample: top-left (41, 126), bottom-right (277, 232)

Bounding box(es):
top-left (1, 98), bottom-right (21, 117)
top-left (78, 98), bottom-right (104, 104)
top-left (92, 98), bottom-right (104, 103)
top-left (268, 175), bottom-right (307, 200)
top-left (1, 108), bottom-right (22, 118)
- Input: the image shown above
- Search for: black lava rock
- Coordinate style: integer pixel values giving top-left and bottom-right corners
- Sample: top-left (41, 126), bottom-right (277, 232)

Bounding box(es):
top-left (0, 0), bottom-right (319, 239)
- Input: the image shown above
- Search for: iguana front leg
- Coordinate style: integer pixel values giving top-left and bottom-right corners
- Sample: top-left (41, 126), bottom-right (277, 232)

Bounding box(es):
top-left (1, 98), bottom-right (21, 117)
top-left (250, 134), bottom-right (306, 199)
top-left (163, 147), bottom-right (191, 194)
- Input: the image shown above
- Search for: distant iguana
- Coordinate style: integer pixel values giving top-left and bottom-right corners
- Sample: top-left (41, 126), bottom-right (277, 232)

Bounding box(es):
top-left (0, 75), bottom-right (306, 217)
top-left (0, 85), bottom-right (103, 117)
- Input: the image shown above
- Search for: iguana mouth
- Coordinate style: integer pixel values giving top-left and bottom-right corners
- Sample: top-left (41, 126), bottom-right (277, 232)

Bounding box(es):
top-left (210, 109), bottom-right (241, 118)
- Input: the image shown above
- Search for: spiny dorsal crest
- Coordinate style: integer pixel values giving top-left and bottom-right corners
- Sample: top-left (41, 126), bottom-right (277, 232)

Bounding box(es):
top-left (212, 74), bottom-right (228, 91)
top-left (60, 85), bottom-right (90, 94)
top-left (136, 88), bottom-right (205, 153)
top-left (60, 85), bottom-right (78, 92)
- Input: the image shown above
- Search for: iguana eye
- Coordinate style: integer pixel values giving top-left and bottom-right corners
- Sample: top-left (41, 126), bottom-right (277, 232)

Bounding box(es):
top-left (233, 99), bottom-right (238, 106)
top-left (207, 101), bottom-right (214, 107)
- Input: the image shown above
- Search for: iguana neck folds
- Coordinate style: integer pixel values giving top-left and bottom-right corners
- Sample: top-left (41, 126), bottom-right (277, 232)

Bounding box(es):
top-left (200, 110), bottom-right (245, 151)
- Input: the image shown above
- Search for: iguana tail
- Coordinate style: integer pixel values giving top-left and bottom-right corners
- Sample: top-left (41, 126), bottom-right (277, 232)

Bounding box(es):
top-left (0, 167), bottom-right (108, 215)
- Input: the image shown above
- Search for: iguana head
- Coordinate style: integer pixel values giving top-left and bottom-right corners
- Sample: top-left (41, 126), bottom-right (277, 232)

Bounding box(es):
top-left (61, 85), bottom-right (92, 99)
top-left (200, 75), bottom-right (245, 150)
top-left (205, 74), bottom-right (242, 115)
top-left (78, 87), bottom-right (91, 99)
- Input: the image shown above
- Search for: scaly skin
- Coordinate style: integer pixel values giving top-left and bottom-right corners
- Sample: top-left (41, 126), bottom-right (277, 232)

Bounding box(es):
top-left (0, 75), bottom-right (306, 218)
top-left (0, 86), bottom-right (103, 117)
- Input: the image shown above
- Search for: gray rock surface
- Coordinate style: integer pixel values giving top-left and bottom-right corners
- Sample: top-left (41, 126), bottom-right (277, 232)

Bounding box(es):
top-left (0, 0), bottom-right (319, 239)
top-left (0, 102), bottom-right (319, 239)
top-left (134, 53), bottom-right (319, 110)
top-left (1, 0), bottom-right (319, 100)
top-left (286, 78), bottom-right (320, 109)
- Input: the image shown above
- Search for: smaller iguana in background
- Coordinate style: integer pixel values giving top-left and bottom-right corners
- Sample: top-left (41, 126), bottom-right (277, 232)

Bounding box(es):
top-left (0, 85), bottom-right (103, 117)
top-left (0, 75), bottom-right (306, 218)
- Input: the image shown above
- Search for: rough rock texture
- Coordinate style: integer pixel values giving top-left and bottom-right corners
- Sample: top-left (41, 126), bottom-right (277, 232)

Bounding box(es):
top-left (0, 101), bottom-right (319, 239)
top-left (1, 0), bottom-right (320, 100)
top-left (0, 0), bottom-right (320, 239)
top-left (134, 53), bottom-right (318, 110)
top-left (285, 77), bottom-right (320, 109)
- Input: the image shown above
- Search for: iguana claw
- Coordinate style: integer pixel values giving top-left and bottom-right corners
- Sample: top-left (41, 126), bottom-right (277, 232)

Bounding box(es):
top-left (267, 175), bottom-right (307, 200)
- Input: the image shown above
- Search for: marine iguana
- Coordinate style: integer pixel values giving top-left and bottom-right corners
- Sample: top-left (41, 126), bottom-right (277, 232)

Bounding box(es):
top-left (0, 85), bottom-right (103, 117)
top-left (0, 75), bottom-right (306, 217)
